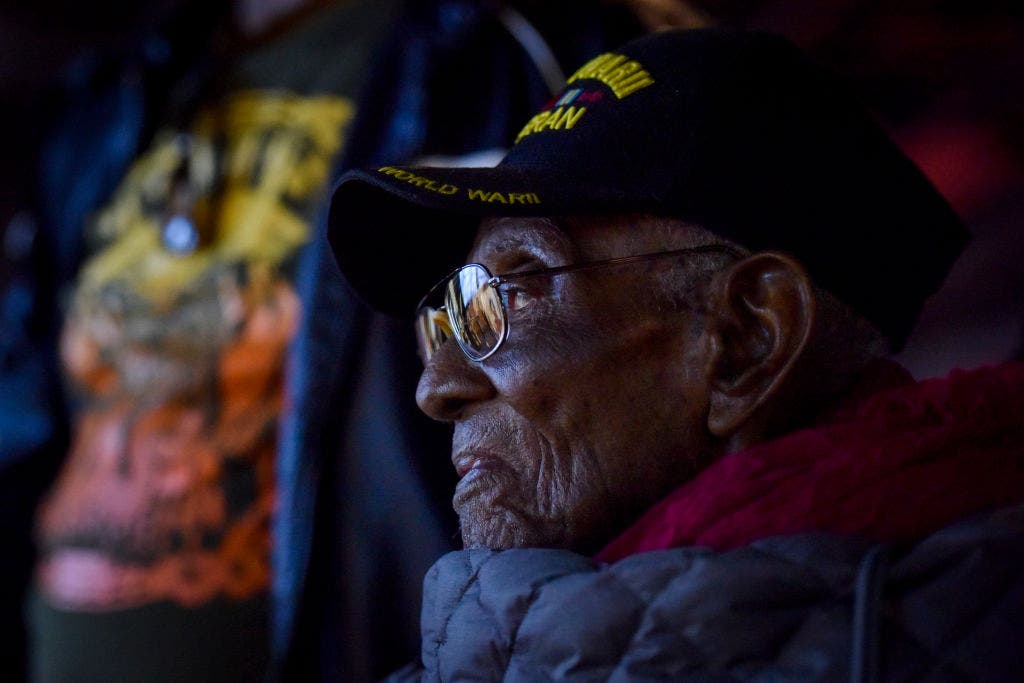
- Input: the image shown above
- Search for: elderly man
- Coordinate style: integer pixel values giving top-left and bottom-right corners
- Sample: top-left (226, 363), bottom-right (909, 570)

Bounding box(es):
top-left (328, 29), bottom-right (1024, 681)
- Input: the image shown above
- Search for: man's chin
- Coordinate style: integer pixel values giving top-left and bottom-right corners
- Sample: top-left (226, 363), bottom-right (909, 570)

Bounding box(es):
top-left (458, 507), bottom-right (552, 550)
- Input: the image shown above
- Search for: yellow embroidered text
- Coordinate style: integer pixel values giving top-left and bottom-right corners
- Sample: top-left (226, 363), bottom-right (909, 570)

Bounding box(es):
top-left (378, 167), bottom-right (459, 194)
top-left (466, 189), bottom-right (540, 205)
top-left (514, 106), bottom-right (587, 143)
top-left (567, 53), bottom-right (654, 99)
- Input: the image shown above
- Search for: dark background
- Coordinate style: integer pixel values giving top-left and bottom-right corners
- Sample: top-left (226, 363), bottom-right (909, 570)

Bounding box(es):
top-left (712, 0), bottom-right (1024, 377)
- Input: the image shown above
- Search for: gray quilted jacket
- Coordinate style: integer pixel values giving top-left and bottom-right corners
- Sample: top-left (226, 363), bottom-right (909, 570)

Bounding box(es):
top-left (387, 502), bottom-right (1024, 682)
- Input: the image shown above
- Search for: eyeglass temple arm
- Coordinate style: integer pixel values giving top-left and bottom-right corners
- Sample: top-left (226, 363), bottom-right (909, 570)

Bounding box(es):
top-left (488, 243), bottom-right (745, 285)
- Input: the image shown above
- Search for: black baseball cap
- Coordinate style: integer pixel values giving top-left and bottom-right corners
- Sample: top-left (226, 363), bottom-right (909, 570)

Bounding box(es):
top-left (328, 28), bottom-right (968, 350)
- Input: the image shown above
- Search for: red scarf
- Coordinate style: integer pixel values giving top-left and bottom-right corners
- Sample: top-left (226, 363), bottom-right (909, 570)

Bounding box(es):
top-left (597, 361), bottom-right (1024, 562)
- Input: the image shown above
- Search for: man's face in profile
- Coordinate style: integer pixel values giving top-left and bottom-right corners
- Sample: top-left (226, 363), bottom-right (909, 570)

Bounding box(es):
top-left (416, 215), bottom-right (718, 553)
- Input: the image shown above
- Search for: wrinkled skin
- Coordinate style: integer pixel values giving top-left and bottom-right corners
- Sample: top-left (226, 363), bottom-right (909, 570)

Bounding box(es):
top-left (416, 215), bottom-right (722, 554)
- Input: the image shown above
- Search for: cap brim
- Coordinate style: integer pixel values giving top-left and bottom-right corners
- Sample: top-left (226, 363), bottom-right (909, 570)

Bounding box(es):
top-left (328, 165), bottom-right (654, 317)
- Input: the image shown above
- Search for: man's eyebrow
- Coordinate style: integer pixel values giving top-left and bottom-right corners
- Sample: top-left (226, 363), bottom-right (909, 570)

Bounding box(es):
top-left (479, 217), bottom-right (574, 263)
top-left (488, 236), bottom-right (529, 255)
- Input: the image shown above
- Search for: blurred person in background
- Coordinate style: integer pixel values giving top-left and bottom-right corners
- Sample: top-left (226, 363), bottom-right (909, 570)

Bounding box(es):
top-left (25, 0), bottom-right (397, 680)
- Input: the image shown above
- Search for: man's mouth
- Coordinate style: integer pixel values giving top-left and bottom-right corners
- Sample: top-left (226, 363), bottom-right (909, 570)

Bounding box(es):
top-left (451, 451), bottom-right (515, 509)
top-left (452, 451), bottom-right (507, 479)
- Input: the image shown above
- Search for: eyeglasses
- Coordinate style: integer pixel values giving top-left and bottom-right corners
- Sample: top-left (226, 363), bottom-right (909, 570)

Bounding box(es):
top-left (415, 243), bottom-right (743, 364)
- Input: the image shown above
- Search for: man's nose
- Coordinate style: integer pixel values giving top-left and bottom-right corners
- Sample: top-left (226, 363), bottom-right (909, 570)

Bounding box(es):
top-left (416, 343), bottom-right (497, 422)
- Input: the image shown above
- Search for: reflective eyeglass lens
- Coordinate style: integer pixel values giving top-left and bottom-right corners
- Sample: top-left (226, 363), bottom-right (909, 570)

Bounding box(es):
top-left (446, 264), bottom-right (506, 361)
top-left (415, 306), bottom-right (451, 363)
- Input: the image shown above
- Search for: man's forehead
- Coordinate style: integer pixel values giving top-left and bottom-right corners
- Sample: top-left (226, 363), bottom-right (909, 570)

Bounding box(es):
top-left (470, 217), bottom-right (575, 263)
top-left (471, 214), bottom-right (712, 263)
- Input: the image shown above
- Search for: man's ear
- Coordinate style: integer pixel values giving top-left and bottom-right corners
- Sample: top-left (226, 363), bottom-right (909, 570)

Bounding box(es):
top-left (703, 252), bottom-right (815, 441)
